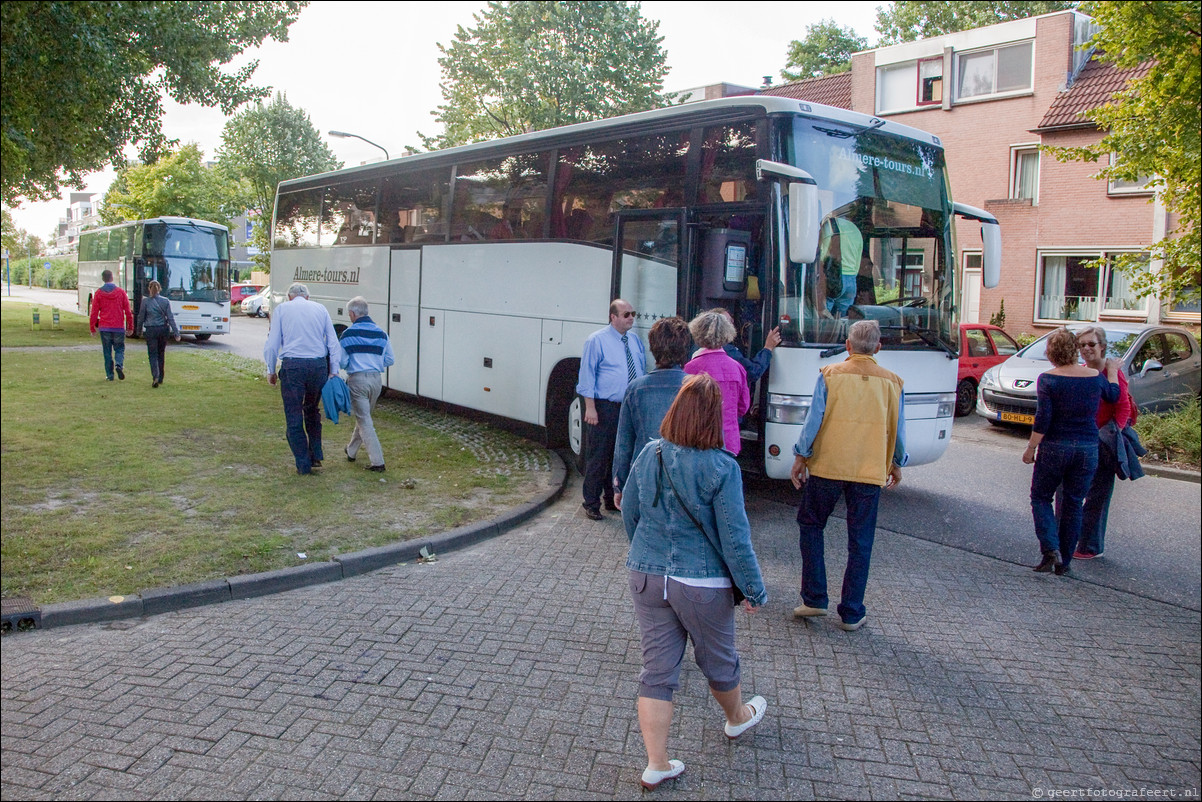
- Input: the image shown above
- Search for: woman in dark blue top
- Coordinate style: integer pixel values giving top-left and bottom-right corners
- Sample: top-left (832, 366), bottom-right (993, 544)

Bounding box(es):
top-left (1022, 328), bottom-right (1120, 574)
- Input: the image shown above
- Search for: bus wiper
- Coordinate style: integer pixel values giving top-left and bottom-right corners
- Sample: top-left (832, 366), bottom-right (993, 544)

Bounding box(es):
top-left (816, 119), bottom-right (886, 139)
top-left (820, 344), bottom-right (846, 359)
top-left (877, 324), bottom-right (957, 358)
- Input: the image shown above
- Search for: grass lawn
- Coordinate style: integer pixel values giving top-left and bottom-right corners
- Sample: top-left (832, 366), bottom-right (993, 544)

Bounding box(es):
top-left (1, 303), bottom-right (554, 605)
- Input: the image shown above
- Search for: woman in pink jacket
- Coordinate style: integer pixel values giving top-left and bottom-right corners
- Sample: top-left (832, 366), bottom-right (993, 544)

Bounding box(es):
top-left (684, 310), bottom-right (750, 454)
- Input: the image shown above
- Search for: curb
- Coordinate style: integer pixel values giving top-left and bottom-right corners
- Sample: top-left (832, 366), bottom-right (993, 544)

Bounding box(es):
top-left (1141, 462), bottom-right (1200, 484)
top-left (36, 452), bottom-right (568, 631)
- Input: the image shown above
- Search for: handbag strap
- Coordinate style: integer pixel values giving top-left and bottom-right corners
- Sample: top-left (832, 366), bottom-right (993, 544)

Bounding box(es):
top-left (656, 445), bottom-right (715, 544)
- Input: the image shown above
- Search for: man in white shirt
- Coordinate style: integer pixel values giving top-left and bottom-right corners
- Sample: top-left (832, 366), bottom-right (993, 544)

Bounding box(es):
top-left (263, 283), bottom-right (341, 475)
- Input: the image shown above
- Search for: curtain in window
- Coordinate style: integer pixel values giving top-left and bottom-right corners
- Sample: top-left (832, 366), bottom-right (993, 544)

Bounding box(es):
top-left (1016, 151), bottom-right (1039, 200)
top-left (1039, 256), bottom-right (1066, 318)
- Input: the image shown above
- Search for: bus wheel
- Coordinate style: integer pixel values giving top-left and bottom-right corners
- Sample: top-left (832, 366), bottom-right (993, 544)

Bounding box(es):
top-left (195, 333), bottom-right (212, 341)
top-left (568, 396), bottom-right (584, 473)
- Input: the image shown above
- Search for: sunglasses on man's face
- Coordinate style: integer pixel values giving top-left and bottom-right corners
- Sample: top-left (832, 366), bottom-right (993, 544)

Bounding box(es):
top-left (1078, 341), bottom-right (1101, 348)
top-left (619, 311), bottom-right (636, 318)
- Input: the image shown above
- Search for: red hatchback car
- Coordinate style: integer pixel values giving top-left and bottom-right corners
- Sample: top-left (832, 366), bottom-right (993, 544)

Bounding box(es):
top-left (230, 283), bottom-right (265, 311)
top-left (957, 323), bottom-right (1020, 416)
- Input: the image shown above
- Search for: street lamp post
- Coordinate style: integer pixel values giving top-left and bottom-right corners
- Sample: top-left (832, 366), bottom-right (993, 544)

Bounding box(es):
top-left (328, 130), bottom-right (389, 161)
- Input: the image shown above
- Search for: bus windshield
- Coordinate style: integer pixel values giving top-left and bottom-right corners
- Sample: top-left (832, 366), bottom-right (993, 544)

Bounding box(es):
top-left (144, 223), bottom-right (231, 302)
top-left (781, 117), bottom-right (956, 351)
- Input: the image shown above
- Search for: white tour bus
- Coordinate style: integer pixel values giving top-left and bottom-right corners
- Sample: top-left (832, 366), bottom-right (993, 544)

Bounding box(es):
top-left (78, 217), bottom-right (232, 340)
top-left (271, 97), bottom-right (1000, 478)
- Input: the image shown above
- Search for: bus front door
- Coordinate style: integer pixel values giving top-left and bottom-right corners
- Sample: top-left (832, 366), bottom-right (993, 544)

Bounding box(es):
top-left (612, 211), bottom-right (684, 354)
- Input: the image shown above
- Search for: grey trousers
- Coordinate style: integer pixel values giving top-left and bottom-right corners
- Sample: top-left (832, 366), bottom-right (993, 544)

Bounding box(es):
top-left (346, 371), bottom-right (384, 467)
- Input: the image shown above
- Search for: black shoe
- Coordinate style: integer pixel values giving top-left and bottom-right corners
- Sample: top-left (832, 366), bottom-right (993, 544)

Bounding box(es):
top-left (1033, 549), bottom-right (1061, 573)
top-left (106, 376), bottom-right (114, 381)
top-left (582, 505), bottom-right (604, 521)
top-left (311, 459), bottom-right (323, 468)
top-left (152, 380), bottom-right (160, 388)
top-left (1054, 563), bottom-right (1071, 576)
top-left (368, 464), bottom-right (386, 472)
top-left (345, 448), bottom-right (356, 462)
top-left (116, 366), bottom-right (124, 380)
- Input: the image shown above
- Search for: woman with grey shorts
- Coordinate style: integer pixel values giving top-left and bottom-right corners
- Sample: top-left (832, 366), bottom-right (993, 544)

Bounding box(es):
top-left (621, 373), bottom-right (769, 790)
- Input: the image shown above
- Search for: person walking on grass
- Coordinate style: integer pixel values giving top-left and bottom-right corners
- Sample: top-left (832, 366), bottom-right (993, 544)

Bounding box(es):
top-left (263, 283), bottom-right (341, 476)
top-left (339, 296), bottom-right (394, 473)
top-left (88, 269), bottom-right (134, 381)
top-left (135, 280), bottom-right (181, 388)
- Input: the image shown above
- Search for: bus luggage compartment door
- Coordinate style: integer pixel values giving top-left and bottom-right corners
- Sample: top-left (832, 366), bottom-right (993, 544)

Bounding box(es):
top-left (441, 310), bottom-right (543, 424)
top-left (388, 249), bottom-right (421, 395)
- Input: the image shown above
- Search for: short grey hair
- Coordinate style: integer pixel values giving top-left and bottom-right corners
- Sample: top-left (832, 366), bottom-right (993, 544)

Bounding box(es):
top-left (688, 310), bottom-right (736, 350)
top-left (847, 319), bottom-right (881, 354)
top-left (347, 296), bottom-right (369, 318)
top-left (1076, 326), bottom-right (1107, 348)
top-left (287, 282), bottom-right (309, 299)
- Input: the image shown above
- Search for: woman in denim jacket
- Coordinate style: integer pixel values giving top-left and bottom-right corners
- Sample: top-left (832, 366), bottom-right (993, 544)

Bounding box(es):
top-left (621, 373), bottom-right (768, 790)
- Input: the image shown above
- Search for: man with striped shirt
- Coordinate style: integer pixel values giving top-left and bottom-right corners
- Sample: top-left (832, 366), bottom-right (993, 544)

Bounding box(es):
top-left (339, 296), bottom-right (395, 472)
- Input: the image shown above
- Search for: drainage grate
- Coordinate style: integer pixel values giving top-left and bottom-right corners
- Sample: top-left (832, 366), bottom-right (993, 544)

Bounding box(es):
top-left (1, 597), bottom-right (42, 634)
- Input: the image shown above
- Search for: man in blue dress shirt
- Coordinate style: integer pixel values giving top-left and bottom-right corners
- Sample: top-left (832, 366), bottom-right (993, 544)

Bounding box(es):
top-left (264, 283), bottom-right (342, 475)
top-left (576, 298), bottom-right (646, 520)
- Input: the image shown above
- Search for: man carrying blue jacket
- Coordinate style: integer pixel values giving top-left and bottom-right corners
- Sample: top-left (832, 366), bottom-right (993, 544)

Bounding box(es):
top-left (339, 296), bottom-right (395, 472)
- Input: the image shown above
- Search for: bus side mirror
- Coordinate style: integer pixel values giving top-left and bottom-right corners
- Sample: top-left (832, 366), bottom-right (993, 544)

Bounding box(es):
top-left (788, 182), bottom-right (821, 265)
top-left (756, 160), bottom-right (820, 265)
top-left (954, 202), bottom-right (1002, 289)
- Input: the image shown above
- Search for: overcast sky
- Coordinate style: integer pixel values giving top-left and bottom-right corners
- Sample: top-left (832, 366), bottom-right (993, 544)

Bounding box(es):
top-left (5, 0), bottom-right (883, 241)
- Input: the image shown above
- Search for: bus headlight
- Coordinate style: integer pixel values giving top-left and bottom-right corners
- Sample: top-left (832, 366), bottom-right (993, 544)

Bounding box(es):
top-left (768, 394), bottom-right (810, 425)
top-left (936, 392), bottom-right (956, 418)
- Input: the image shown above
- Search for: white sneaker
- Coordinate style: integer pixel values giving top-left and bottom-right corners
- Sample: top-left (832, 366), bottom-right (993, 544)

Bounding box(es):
top-left (837, 616), bottom-right (866, 631)
top-left (724, 695), bottom-right (767, 739)
top-left (640, 759), bottom-right (685, 789)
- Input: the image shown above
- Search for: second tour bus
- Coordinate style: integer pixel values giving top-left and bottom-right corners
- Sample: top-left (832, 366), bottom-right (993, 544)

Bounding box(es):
top-left (78, 217), bottom-right (232, 340)
top-left (271, 97), bottom-right (999, 479)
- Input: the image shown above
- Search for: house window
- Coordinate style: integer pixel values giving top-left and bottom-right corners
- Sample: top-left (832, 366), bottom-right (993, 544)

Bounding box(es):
top-left (956, 41), bottom-right (1033, 101)
top-left (877, 63), bottom-right (917, 113)
top-left (919, 58), bottom-right (943, 105)
top-left (878, 58), bottom-right (944, 113)
top-left (1107, 154), bottom-right (1154, 195)
top-left (1011, 147), bottom-right (1039, 202)
top-left (1036, 252), bottom-right (1149, 322)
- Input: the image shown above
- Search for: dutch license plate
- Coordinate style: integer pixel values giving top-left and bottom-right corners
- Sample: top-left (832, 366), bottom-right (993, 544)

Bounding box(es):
top-left (1000, 411), bottom-right (1035, 425)
top-left (181, 325), bottom-right (200, 331)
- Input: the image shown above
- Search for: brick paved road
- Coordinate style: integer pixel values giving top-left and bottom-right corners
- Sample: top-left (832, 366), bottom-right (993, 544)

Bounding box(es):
top-left (3, 476), bottom-right (1199, 800)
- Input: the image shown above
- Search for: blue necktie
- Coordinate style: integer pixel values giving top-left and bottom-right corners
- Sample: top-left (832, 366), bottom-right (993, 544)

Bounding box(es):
top-left (623, 334), bottom-right (636, 383)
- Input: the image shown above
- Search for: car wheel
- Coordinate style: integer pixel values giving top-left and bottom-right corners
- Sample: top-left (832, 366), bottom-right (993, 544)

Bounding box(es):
top-left (955, 378), bottom-right (976, 417)
top-left (256, 308), bottom-right (266, 318)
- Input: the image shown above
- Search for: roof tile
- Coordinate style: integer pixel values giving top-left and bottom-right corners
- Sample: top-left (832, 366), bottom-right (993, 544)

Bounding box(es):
top-left (759, 72), bottom-right (853, 109)
top-left (1037, 57), bottom-right (1153, 130)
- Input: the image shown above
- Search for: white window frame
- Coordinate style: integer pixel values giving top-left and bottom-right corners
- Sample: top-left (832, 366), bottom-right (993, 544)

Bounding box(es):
top-left (876, 62), bottom-right (919, 114)
top-left (1106, 153), bottom-right (1155, 196)
top-left (1010, 145), bottom-right (1040, 204)
top-left (954, 40), bottom-right (1034, 103)
top-left (1034, 249), bottom-right (1150, 324)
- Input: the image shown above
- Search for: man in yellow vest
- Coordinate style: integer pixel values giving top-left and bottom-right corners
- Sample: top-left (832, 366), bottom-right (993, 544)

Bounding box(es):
top-left (789, 320), bottom-right (908, 632)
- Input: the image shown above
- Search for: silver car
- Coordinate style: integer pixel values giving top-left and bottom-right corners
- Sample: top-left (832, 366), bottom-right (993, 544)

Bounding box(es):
top-left (976, 322), bottom-right (1201, 425)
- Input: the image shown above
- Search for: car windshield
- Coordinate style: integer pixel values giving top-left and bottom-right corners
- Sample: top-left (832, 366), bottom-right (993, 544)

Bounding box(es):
top-left (1018, 328), bottom-right (1139, 362)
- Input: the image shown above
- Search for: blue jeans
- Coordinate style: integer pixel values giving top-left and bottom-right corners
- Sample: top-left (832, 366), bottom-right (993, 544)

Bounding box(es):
top-left (826, 274), bottom-right (858, 315)
top-left (280, 357), bottom-right (327, 474)
top-left (1031, 440), bottom-right (1098, 568)
top-left (99, 330), bottom-right (125, 378)
top-left (1078, 441), bottom-right (1116, 556)
top-left (796, 475), bottom-right (882, 624)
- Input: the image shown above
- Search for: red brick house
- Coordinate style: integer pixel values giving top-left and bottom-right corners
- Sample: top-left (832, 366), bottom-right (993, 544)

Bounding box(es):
top-left (763, 10), bottom-right (1197, 334)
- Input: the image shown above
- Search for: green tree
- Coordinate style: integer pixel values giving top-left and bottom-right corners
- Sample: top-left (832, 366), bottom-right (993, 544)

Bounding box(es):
top-left (421, 1), bottom-right (673, 150)
top-left (216, 93), bottom-right (341, 270)
top-left (99, 144), bottom-right (238, 227)
top-left (1046, 1), bottom-right (1200, 303)
top-left (875, 1), bottom-right (1077, 44)
top-left (782, 19), bottom-right (868, 81)
top-left (1, 1), bottom-right (307, 206)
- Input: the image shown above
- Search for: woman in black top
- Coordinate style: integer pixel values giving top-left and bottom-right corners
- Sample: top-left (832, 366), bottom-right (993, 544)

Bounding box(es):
top-left (136, 280), bottom-right (181, 387)
top-left (1022, 328), bottom-right (1119, 574)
